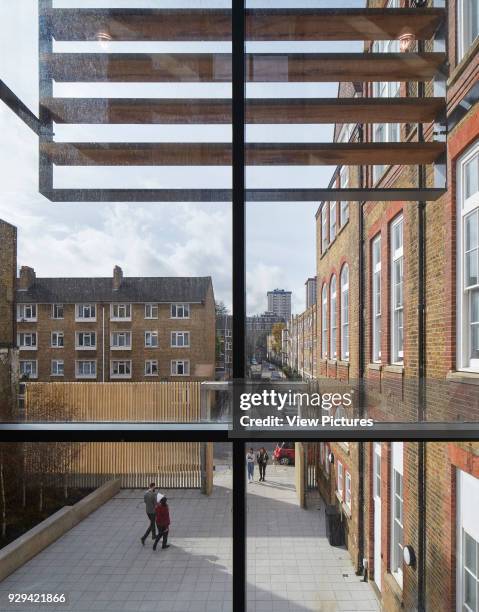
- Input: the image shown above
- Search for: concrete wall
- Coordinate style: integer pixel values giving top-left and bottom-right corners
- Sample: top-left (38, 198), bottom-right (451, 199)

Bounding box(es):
top-left (0, 479), bottom-right (120, 582)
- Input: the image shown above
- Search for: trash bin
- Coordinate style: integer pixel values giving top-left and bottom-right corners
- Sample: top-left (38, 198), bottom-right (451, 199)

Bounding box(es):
top-left (325, 504), bottom-right (345, 546)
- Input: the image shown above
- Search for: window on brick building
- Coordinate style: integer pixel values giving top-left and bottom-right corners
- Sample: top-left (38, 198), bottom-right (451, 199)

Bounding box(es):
top-left (76, 332), bottom-right (96, 350)
top-left (52, 303), bottom-right (64, 319)
top-left (75, 360), bottom-right (96, 379)
top-left (19, 360), bottom-right (37, 379)
top-left (144, 360), bottom-right (158, 376)
top-left (457, 469), bottom-right (479, 612)
top-left (144, 331), bottom-right (158, 348)
top-left (171, 331), bottom-right (190, 348)
top-left (345, 471), bottom-right (351, 512)
top-left (51, 360), bottom-right (64, 376)
top-left (391, 442), bottom-right (404, 588)
top-left (111, 331), bottom-right (132, 349)
top-left (458, 143), bottom-right (479, 371)
top-left (458, 0), bottom-right (479, 61)
top-left (111, 360), bottom-right (132, 378)
top-left (372, 235), bottom-right (382, 362)
top-left (171, 303), bottom-right (190, 319)
top-left (17, 332), bottom-right (37, 350)
top-left (330, 276), bottom-right (337, 359)
top-left (321, 283), bottom-right (328, 358)
top-left (339, 166), bottom-right (349, 226)
top-left (144, 303), bottom-right (158, 319)
top-left (111, 303), bottom-right (131, 320)
top-left (321, 203), bottom-right (329, 253)
top-left (337, 461), bottom-right (344, 500)
top-left (340, 265), bottom-right (349, 361)
top-left (330, 201), bottom-right (337, 242)
top-left (171, 360), bottom-right (190, 376)
top-left (17, 304), bottom-right (37, 322)
top-left (51, 331), bottom-right (64, 348)
top-left (76, 303), bottom-right (96, 321)
top-left (391, 215), bottom-right (404, 364)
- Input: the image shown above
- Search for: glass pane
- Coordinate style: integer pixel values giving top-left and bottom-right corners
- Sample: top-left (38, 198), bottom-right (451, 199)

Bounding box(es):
top-left (465, 532), bottom-right (478, 574)
top-left (466, 250), bottom-right (479, 288)
top-left (465, 155), bottom-right (479, 200)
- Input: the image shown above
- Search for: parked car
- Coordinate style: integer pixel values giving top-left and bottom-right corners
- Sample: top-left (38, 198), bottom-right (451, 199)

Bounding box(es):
top-left (273, 442), bottom-right (295, 465)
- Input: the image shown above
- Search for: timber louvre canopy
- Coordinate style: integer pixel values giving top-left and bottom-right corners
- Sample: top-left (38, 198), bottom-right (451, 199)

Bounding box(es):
top-left (37, 4), bottom-right (447, 203)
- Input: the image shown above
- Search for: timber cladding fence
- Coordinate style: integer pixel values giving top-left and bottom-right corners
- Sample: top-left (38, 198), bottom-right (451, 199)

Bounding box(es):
top-left (23, 382), bottom-right (201, 421)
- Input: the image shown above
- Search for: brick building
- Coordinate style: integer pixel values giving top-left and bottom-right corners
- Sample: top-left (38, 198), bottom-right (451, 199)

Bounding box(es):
top-left (15, 264), bottom-right (216, 382)
top-left (301, 2), bottom-right (479, 610)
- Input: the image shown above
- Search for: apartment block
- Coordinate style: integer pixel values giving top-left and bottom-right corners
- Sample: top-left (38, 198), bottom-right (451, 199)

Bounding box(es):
top-left (16, 265), bottom-right (216, 382)
top-left (267, 288), bottom-right (292, 321)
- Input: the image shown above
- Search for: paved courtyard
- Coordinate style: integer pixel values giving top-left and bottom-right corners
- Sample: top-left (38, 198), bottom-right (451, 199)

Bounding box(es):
top-left (0, 464), bottom-right (379, 612)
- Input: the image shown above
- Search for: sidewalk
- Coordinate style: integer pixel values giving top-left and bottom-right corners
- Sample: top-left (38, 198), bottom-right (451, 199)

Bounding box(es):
top-left (246, 464), bottom-right (379, 612)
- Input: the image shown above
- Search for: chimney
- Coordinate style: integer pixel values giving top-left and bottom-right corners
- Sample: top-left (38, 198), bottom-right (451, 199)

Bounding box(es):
top-left (113, 265), bottom-right (123, 290)
top-left (18, 266), bottom-right (36, 290)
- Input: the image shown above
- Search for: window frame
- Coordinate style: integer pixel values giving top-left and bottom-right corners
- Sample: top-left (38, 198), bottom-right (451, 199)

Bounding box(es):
top-left (76, 303), bottom-right (97, 321)
top-left (330, 275), bottom-right (337, 359)
top-left (390, 214), bottom-right (404, 365)
top-left (17, 303), bottom-right (37, 322)
top-left (171, 359), bottom-right (190, 376)
top-left (458, 0), bottom-right (479, 62)
top-left (76, 331), bottom-right (97, 350)
top-left (321, 283), bottom-right (328, 358)
top-left (51, 359), bottom-right (64, 377)
top-left (19, 360), bottom-right (38, 379)
top-left (372, 234), bottom-right (382, 363)
top-left (391, 442), bottom-right (404, 588)
top-left (110, 359), bottom-right (132, 379)
top-left (171, 331), bottom-right (190, 348)
top-left (337, 460), bottom-right (344, 500)
top-left (145, 331), bottom-right (159, 348)
top-left (111, 303), bottom-right (132, 321)
top-left (75, 360), bottom-right (97, 379)
top-left (340, 265), bottom-right (349, 361)
top-left (171, 303), bottom-right (190, 319)
top-left (144, 359), bottom-right (158, 377)
top-left (51, 331), bottom-right (64, 348)
top-left (111, 331), bottom-right (132, 350)
top-left (17, 332), bottom-right (37, 350)
top-left (51, 303), bottom-right (64, 319)
top-left (144, 303), bottom-right (159, 319)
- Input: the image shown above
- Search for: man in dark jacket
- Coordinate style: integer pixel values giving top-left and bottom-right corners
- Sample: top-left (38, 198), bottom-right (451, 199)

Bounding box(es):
top-left (153, 497), bottom-right (171, 551)
top-left (141, 482), bottom-right (157, 545)
top-left (256, 447), bottom-right (269, 482)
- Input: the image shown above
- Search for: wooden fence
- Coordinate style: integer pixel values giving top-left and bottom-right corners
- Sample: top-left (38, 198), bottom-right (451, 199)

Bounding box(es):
top-left (23, 382), bottom-right (201, 422)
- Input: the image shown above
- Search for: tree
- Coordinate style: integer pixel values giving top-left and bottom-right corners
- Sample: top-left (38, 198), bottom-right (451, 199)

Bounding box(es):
top-left (271, 322), bottom-right (286, 355)
top-left (215, 301), bottom-right (229, 317)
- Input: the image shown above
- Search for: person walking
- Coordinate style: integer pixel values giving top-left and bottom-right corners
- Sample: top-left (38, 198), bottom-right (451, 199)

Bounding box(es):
top-left (141, 482), bottom-right (157, 545)
top-left (153, 496), bottom-right (171, 551)
top-left (256, 447), bottom-right (269, 482)
top-left (246, 447), bottom-right (255, 482)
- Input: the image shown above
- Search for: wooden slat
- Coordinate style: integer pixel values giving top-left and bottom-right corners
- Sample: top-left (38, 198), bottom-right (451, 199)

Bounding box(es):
top-left (44, 97), bottom-right (445, 124)
top-left (48, 8), bottom-right (444, 42)
top-left (42, 141), bottom-right (445, 166)
top-left (46, 52), bottom-right (445, 83)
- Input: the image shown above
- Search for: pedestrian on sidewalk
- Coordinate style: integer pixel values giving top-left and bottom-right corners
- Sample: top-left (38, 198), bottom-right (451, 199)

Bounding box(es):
top-left (153, 496), bottom-right (171, 551)
top-left (246, 447), bottom-right (255, 482)
top-left (141, 482), bottom-right (157, 545)
top-left (256, 447), bottom-right (269, 482)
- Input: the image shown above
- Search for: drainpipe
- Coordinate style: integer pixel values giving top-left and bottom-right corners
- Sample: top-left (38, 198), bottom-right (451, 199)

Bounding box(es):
top-left (417, 35), bottom-right (427, 612)
top-left (357, 122), bottom-right (366, 576)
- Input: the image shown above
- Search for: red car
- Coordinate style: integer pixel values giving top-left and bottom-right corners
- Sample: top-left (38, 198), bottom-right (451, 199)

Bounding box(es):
top-left (273, 442), bottom-right (295, 465)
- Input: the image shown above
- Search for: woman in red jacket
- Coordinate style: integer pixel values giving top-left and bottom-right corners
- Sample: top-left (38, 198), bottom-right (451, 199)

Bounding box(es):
top-left (153, 497), bottom-right (171, 551)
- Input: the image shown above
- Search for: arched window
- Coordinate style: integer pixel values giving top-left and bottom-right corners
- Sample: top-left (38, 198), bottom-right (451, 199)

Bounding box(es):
top-left (321, 284), bottom-right (328, 358)
top-left (330, 276), bottom-right (337, 359)
top-left (340, 265), bottom-right (349, 361)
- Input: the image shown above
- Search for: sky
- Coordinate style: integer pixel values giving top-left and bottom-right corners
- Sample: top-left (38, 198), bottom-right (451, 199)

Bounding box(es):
top-left (0, 0), bottom-right (363, 315)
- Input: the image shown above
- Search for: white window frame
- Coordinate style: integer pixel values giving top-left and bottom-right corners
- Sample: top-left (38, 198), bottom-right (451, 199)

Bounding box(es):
top-left (345, 471), bottom-right (352, 512)
top-left (75, 303), bottom-right (96, 321)
top-left (339, 166), bottom-right (349, 226)
top-left (457, 142), bottom-right (479, 371)
top-left (340, 265), bottom-right (349, 361)
top-left (330, 201), bottom-right (337, 242)
top-left (391, 442), bottom-right (404, 588)
top-left (171, 303), bottom-right (190, 319)
top-left (17, 332), bottom-right (37, 350)
top-left (458, 0), bottom-right (479, 62)
top-left (17, 304), bottom-right (37, 322)
top-left (171, 359), bottom-right (190, 376)
top-left (51, 331), bottom-right (64, 348)
top-left (75, 360), bottom-right (96, 379)
top-left (171, 331), bottom-right (190, 348)
top-left (51, 359), bottom-right (64, 377)
top-left (110, 303), bottom-right (131, 321)
top-left (144, 360), bottom-right (158, 377)
top-left (51, 303), bottom-right (64, 319)
top-left (144, 303), bottom-right (158, 319)
top-left (145, 331), bottom-right (159, 348)
top-left (330, 276), bottom-right (337, 359)
top-left (110, 360), bottom-right (132, 379)
top-left (337, 461), bottom-right (344, 499)
top-left (76, 331), bottom-right (97, 350)
top-left (321, 284), bottom-right (328, 358)
top-left (456, 468), bottom-right (479, 612)
top-left (391, 215), bottom-right (404, 364)
top-left (321, 204), bottom-right (329, 253)
top-left (19, 360), bottom-right (37, 379)
top-left (372, 235), bottom-right (382, 362)
top-left (111, 331), bottom-right (132, 350)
